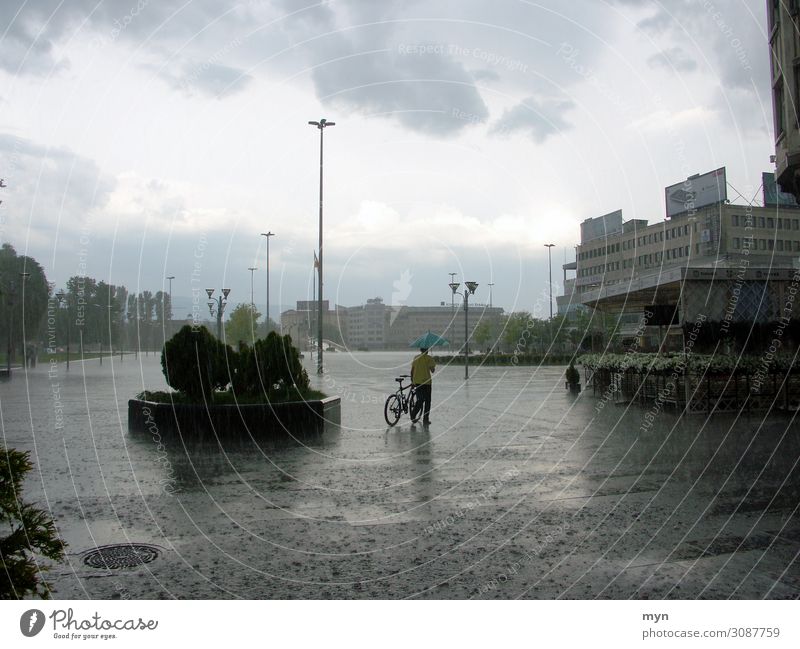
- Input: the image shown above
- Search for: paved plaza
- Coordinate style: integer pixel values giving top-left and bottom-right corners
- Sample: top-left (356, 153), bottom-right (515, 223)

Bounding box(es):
top-left (1, 352), bottom-right (798, 599)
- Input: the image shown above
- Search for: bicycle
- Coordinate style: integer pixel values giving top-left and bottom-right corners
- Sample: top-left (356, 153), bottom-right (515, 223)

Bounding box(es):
top-left (384, 375), bottom-right (420, 426)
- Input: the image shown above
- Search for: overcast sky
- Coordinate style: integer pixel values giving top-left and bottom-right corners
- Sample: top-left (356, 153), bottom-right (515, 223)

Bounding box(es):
top-left (0, 0), bottom-right (773, 316)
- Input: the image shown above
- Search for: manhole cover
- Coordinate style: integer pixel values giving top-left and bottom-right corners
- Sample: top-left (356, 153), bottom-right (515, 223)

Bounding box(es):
top-left (83, 544), bottom-right (161, 569)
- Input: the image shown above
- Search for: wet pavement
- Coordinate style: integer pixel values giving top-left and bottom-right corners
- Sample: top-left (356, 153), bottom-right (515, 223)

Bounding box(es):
top-left (1, 351), bottom-right (798, 599)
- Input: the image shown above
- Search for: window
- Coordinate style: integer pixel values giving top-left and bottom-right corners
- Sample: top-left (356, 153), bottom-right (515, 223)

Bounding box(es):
top-left (759, 217), bottom-right (766, 228)
top-left (768, 239), bottom-right (775, 250)
top-left (778, 218), bottom-right (783, 229)
top-left (770, 0), bottom-right (780, 31)
top-left (733, 215), bottom-right (740, 226)
top-left (759, 239), bottom-right (767, 250)
top-left (685, 246), bottom-right (689, 256)
top-left (777, 240), bottom-right (785, 251)
top-left (733, 237), bottom-right (741, 249)
top-left (795, 241), bottom-right (800, 252)
top-left (775, 80), bottom-right (785, 137)
top-left (794, 219), bottom-right (799, 230)
top-left (684, 225), bottom-right (689, 235)
top-left (768, 218), bottom-right (775, 229)
top-left (666, 230), bottom-right (671, 240)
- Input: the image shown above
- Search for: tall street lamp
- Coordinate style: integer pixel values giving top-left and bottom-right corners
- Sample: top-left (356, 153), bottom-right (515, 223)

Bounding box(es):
top-left (166, 275), bottom-right (174, 341)
top-left (488, 282), bottom-right (495, 309)
top-left (55, 290), bottom-right (71, 371)
top-left (248, 267), bottom-right (258, 309)
top-left (544, 243), bottom-right (555, 320)
top-left (449, 280), bottom-right (479, 380)
top-left (308, 117), bottom-right (335, 375)
top-left (206, 288), bottom-right (230, 340)
top-left (449, 273), bottom-right (457, 309)
top-left (93, 303), bottom-right (114, 366)
top-left (261, 231), bottom-right (275, 329)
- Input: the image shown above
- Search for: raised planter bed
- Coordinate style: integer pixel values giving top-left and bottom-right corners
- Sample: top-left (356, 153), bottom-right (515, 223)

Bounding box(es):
top-left (128, 395), bottom-right (341, 440)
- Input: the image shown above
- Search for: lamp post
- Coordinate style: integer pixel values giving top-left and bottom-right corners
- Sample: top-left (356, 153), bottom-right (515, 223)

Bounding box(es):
top-left (247, 267), bottom-right (257, 309)
top-left (95, 303), bottom-right (116, 365)
top-left (308, 118), bottom-right (335, 375)
top-left (544, 243), bottom-right (554, 320)
top-left (544, 243), bottom-right (555, 351)
top-left (261, 232), bottom-right (274, 330)
top-left (206, 288), bottom-right (230, 340)
top-left (55, 290), bottom-right (71, 371)
top-left (488, 282), bottom-right (495, 309)
top-left (449, 273), bottom-right (457, 309)
top-left (449, 280), bottom-right (479, 380)
top-left (166, 275), bottom-right (174, 341)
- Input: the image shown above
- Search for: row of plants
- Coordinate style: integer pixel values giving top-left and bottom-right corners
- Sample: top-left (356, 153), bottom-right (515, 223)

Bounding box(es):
top-left (432, 352), bottom-right (578, 366)
top-left (140, 325), bottom-right (316, 404)
top-left (578, 352), bottom-right (797, 375)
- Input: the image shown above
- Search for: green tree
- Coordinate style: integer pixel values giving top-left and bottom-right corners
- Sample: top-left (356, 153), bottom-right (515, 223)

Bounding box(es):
top-left (0, 244), bottom-right (49, 362)
top-left (225, 303), bottom-right (261, 350)
top-left (1, 446), bottom-right (66, 599)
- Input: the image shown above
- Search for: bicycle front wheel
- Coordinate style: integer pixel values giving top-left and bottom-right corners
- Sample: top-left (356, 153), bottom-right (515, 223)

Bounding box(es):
top-left (384, 393), bottom-right (402, 426)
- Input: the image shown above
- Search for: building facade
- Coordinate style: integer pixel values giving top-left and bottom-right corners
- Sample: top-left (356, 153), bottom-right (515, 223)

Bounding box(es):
top-left (768, 0), bottom-right (800, 199)
top-left (571, 200), bottom-right (800, 349)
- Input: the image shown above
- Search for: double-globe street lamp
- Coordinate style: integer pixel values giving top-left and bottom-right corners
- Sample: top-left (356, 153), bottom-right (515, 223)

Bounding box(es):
top-left (247, 267), bottom-right (258, 309)
top-left (166, 275), bottom-right (175, 341)
top-left (544, 243), bottom-right (555, 350)
top-left (55, 290), bottom-right (71, 371)
top-left (260, 232), bottom-right (275, 330)
top-left (308, 118), bottom-right (335, 375)
top-left (449, 280), bottom-right (479, 380)
top-left (207, 288), bottom-right (230, 340)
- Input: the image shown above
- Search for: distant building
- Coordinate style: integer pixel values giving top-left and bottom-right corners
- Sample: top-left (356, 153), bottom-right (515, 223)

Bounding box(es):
top-left (281, 298), bottom-right (505, 350)
top-left (768, 1), bottom-right (800, 200)
top-left (280, 300), bottom-right (345, 350)
top-left (346, 297), bottom-right (387, 349)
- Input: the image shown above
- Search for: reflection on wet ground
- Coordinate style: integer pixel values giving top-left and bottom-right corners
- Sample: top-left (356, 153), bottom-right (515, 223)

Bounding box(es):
top-left (1, 352), bottom-right (797, 599)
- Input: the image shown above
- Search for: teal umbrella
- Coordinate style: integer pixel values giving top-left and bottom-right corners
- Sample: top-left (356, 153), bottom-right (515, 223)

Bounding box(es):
top-left (409, 330), bottom-right (450, 348)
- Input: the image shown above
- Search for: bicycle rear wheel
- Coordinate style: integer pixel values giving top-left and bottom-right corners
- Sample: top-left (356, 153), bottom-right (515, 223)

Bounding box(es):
top-left (384, 393), bottom-right (402, 426)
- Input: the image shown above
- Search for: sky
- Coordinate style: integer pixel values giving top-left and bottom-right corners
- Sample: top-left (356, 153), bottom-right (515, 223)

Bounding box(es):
top-left (0, 0), bottom-right (775, 317)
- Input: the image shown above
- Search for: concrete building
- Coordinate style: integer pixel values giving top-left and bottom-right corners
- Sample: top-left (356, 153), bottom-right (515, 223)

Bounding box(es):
top-left (768, 0), bottom-right (800, 199)
top-left (572, 195), bottom-right (800, 350)
top-left (556, 259), bottom-right (588, 320)
top-left (346, 297), bottom-right (387, 349)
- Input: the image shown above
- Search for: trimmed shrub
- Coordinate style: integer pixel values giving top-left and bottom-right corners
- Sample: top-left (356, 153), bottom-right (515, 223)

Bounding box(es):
top-left (161, 325), bottom-right (231, 402)
top-left (233, 332), bottom-right (309, 398)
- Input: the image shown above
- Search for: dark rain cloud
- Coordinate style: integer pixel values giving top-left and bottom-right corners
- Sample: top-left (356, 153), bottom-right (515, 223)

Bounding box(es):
top-left (612, 0), bottom-right (769, 130)
top-left (490, 96), bottom-right (575, 143)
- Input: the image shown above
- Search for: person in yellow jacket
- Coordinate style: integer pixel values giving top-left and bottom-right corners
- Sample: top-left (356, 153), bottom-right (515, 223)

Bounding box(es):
top-left (410, 347), bottom-right (436, 425)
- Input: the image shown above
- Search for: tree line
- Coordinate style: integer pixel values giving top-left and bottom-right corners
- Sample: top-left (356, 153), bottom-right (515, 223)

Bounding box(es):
top-left (0, 243), bottom-right (176, 361)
